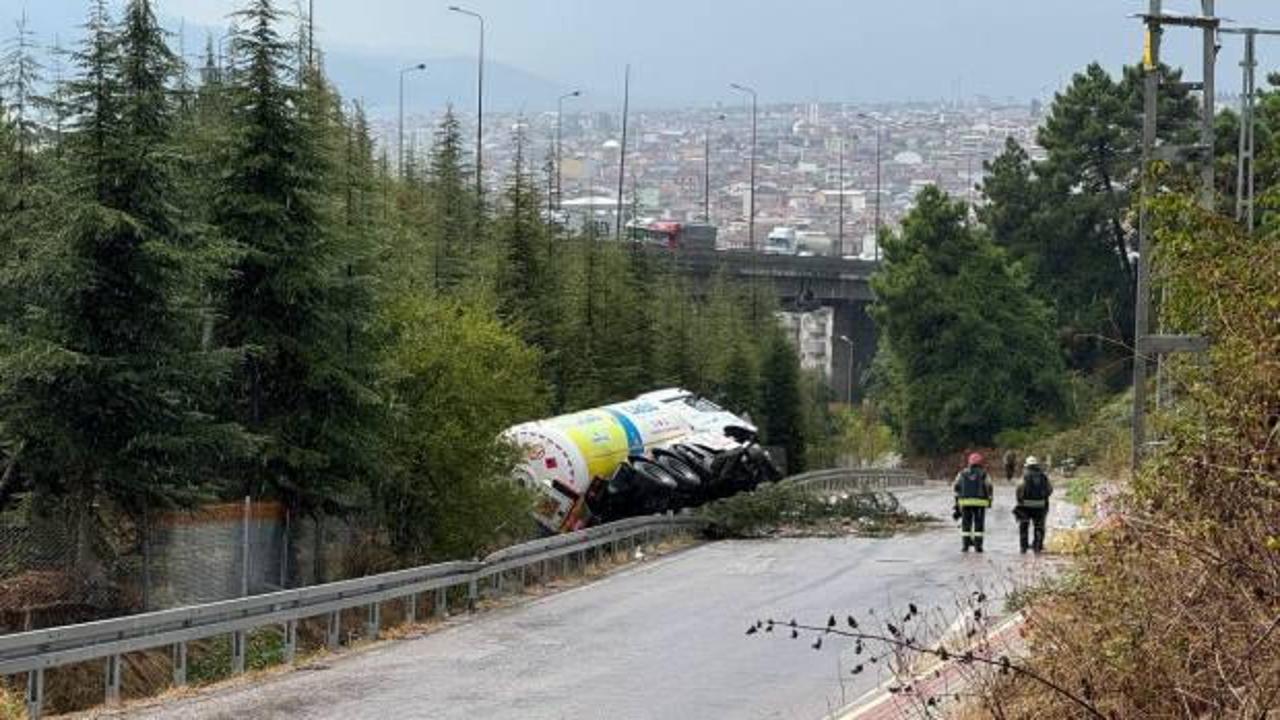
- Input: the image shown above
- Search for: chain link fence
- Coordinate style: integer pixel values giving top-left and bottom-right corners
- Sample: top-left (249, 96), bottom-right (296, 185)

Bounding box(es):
top-left (1, 494), bottom-right (380, 636)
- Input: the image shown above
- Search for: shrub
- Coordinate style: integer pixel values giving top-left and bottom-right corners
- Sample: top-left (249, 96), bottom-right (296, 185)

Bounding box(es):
top-left (994, 193), bottom-right (1280, 718)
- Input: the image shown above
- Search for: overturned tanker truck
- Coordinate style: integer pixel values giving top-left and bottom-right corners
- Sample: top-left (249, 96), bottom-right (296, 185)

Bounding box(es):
top-left (503, 388), bottom-right (782, 533)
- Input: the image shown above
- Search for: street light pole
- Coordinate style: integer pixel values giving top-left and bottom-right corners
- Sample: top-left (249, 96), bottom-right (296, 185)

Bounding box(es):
top-left (704, 113), bottom-right (725, 223)
top-left (557, 90), bottom-right (581, 211)
top-left (449, 5), bottom-right (485, 206)
top-left (838, 335), bottom-right (855, 406)
top-left (838, 136), bottom-right (846, 257)
top-left (398, 63), bottom-right (426, 178)
top-left (616, 65), bottom-right (631, 242)
top-left (730, 83), bottom-right (758, 254)
top-left (873, 122), bottom-right (882, 260)
top-left (859, 113), bottom-right (883, 261)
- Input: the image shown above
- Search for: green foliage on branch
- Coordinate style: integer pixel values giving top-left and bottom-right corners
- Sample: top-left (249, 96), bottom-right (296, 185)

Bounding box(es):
top-left (870, 186), bottom-right (1066, 455)
top-left (980, 63), bottom-right (1198, 384)
top-left (699, 482), bottom-right (926, 539)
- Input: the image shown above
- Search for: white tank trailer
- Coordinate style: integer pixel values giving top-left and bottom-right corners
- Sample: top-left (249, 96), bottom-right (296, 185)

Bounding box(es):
top-left (503, 389), bottom-right (781, 533)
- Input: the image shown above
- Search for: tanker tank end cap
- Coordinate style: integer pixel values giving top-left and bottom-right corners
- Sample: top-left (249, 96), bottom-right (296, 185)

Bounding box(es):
top-left (724, 425), bottom-right (757, 444)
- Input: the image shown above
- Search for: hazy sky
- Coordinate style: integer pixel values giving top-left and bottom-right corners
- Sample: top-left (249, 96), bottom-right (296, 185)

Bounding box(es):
top-left (8, 1), bottom-right (1280, 111)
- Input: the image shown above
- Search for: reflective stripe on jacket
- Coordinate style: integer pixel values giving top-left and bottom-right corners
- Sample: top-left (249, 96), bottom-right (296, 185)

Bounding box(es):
top-left (1016, 470), bottom-right (1053, 509)
top-left (954, 467), bottom-right (992, 507)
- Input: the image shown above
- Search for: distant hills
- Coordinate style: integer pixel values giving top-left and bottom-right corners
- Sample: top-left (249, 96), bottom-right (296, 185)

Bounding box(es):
top-left (321, 48), bottom-right (577, 118)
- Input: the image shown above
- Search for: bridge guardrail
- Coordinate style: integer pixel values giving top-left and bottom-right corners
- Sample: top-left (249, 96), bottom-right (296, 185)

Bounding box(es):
top-left (787, 467), bottom-right (928, 494)
top-left (1, 469), bottom-right (923, 718)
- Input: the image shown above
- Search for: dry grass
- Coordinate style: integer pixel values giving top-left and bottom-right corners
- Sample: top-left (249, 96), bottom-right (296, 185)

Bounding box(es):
top-left (0, 684), bottom-right (23, 720)
top-left (952, 196), bottom-right (1280, 719)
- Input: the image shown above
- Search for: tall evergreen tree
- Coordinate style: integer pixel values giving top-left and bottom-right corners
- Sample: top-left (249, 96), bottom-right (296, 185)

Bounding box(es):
top-left (0, 0), bottom-right (246, 550)
top-left (760, 330), bottom-right (806, 473)
top-left (873, 186), bottom-right (1066, 454)
top-left (981, 62), bottom-right (1197, 383)
top-left (495, 124), bottom-right (558, 355)
top-left (0, 12), bottom-right (44, 207)
top-left (425, 106), bottom-right (475, 291)
top-left (214, 0), bottom-right (375, 519)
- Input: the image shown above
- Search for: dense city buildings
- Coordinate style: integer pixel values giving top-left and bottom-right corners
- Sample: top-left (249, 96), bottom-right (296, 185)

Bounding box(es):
top-left (386, 100), bottom-right (1044, 257)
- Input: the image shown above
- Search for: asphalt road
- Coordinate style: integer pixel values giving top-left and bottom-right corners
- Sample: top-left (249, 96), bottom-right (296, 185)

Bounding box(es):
top-left (122, 483), bottom-right (1075, 720)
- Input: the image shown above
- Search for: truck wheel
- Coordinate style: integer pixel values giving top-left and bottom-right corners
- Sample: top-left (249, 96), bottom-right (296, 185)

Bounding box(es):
top-left (670, 444), bottom-right (715, 478)
top-left (653, 451), bottom-right (705, 507)
top-left (628, 458), bottom-right (679, 514)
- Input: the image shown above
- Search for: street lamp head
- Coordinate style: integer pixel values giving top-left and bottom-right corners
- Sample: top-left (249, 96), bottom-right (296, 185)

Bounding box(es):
top-left (839, 335), bottom-right (853, 344)
top-left (415, 63), bottom-right (427, 70)
top-left (570, 90), bottom-right (582, 97)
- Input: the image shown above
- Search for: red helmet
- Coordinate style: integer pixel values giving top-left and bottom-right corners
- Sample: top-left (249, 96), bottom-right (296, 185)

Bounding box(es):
top-left (967, 452), bottom-right (985, 467)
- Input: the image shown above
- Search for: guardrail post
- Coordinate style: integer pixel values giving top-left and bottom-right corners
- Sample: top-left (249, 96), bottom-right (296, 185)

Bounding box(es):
top-left (495, 570), bottom-right (505, 595)
top-left (26, 668), bottom-right (44, 720)
top-left (327, 611), bottom-right (341, 650)
top-left (406, 592), bottom-right (418, 623)
top-left (231, 630), bottom-right (246, 675)
top-left (104, 653), bottom-right (122, 705)
top-left (366, 602), bottom-right (381, 640)
top-left (467, 577), bottom-right (478, 612)
top-left (518, 565), bottom-right (526, 588)
top-left (435, 587), bottom-right (448, 618)
top-left (172, 641), bottom-right (188, 686)
top-left (283, 620), bottom-right (298, 664)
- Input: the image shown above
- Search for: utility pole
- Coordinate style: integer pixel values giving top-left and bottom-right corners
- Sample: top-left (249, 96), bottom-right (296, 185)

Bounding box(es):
top-left (730, 83), bottom-right (759, 254)
top-left (1132, 2), bottom-right (1159, 471)
top-left (557, 90), bottom-right (581, 211)
top-left (731, 82), bottom-right (760, 324)
top-left (1199, 0), bottom-right (1216, 214)
top-left (838, 335), bottom-right (854, 406)
top-left (616, 65), bottom-right (631, 242)
top-left (398, 63), bottom-right (426, 178)
top-left (1223, 27), bottom-right (1280, 233)
top-left (1131, 1), bottom-right (1216, 470)
top-left (1237, 30), bottom-right (1258, 230)
top-left (838, 137), bottom-right (846, 257)
top-left (704, 113), bottom-right (725, 223)
top-left (859, 113), bottom-right (883, 261)
top-left (449, 6), bottom-right (485, 211)
top-left (704, 122), bottom-right (711, 222)
top-left (308, 0), bottom-right (314, 69)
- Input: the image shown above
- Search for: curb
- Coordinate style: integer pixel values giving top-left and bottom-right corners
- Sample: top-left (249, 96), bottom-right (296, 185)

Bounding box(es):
top-left (834, 612), bottom-right (1025, 720)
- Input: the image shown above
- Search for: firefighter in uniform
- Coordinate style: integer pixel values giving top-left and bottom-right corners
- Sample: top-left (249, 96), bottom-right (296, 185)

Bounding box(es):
top-left (1015, 456), bottom-right (1053, 554)
top-left (953, 453), bottom-right (993, 553)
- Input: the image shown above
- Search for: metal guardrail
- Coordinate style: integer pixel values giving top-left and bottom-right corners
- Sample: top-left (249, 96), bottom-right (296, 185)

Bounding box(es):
top-left (1, 514), bottom-right (706, 719)
top-left (0, 469), bottom-right (923, 718)
top-left (787, 467), bottom-right (928, 494)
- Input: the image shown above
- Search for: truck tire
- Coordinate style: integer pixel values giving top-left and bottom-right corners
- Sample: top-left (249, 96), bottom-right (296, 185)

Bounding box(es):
top-left (670, 444), bottom-right (715, 478)
top-left (628, 458), bottom-right (679, 514)
top-left (653, 451), bottom-right (705, 507)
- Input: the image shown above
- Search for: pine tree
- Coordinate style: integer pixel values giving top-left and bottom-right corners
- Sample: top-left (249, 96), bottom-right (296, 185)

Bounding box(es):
top-left (214, 0), bottom-right (376, 519)
top-left (0, 0), bottom-right (248, 555)
top-left (425, 107), bottom-right (476, 292)
top-left (760, 329), bottom-right (806, 473)
top-left (495, 123), bottom-right (558, 355)
top-left (0, 12), bottom-right (44, 207)
top-left (873, 186), bottom-right (1065, 454)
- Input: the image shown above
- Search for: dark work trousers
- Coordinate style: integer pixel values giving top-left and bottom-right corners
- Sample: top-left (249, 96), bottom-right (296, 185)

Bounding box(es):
top-left (1019, 507), bottom-right (1048, 552)
top-left (960, 506), bottom-right (986, 551)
